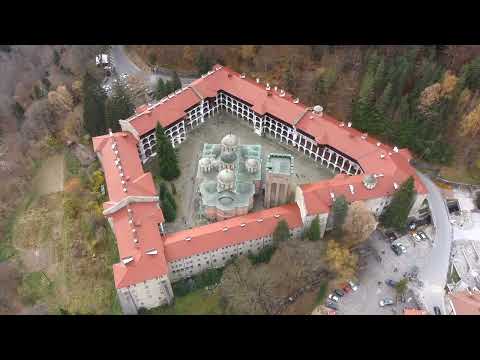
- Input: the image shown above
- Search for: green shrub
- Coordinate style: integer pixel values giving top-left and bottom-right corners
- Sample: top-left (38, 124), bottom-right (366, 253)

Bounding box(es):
top-left (248, 245), bottom-right (276, 265)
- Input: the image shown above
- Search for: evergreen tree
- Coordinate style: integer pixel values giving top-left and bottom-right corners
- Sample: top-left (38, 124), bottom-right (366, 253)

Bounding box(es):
top-left (155, 123), bottom-right (180, 181)
top-left (273, 219), bottom-right (290, 243)
top-left (82, 72), bottom-right (107, 136)
top-left (307, 215), bottom-right (321, 241)
top-left (459, 57), bottom-right (480, 91)
top-left (195, 51), bottom-right (213, 76)
top-left (380, 177), bottom-right (416, 231)
top-left (374, 57), bottom-right (386, 94)
top-left (332, 195), bottom-right (348, 237)
top-left (162, 196), bottom-right (176, 222)
top-left (154, 78), bottom-right (168, 100)
top-left (11, 101), bottom-right (25, 122)
top-left (105, 81), bottom-right (134, 132)
top-left (171, 71), bottom-right (182, 92)
top-left (377, 82), bottom-right (393, 114)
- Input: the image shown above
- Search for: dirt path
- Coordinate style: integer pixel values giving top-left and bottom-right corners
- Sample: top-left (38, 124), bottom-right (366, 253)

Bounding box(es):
top-left (32, 154), bottom-right (64, 196)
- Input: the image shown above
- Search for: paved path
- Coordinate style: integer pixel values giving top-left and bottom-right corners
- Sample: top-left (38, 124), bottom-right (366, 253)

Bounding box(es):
top-left (416, 171), bottom-right (453, 314)
top-left (110, 45), bottom-right (196, 90)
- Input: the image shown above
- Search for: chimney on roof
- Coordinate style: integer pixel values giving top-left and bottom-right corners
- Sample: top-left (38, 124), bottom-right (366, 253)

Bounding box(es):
top-left (257, 218), bottom-right (264, 222)
top-left (256, 78), bottom-right (260, 83)
top-left (339, 122), bottom-right (345, 127)
top-left (266, 83), bottom-right (271, 91)
top-left (361, 133), bottom-right (368, 140)
top-left (393, 146), bottom-right (399, 153)
top-left (228, 73), bottom-right (233, 78)
top-left (330, 192), bottom-right (335, 201)
top-left (146, 248), bottom-right (158, 255)
top-left (313, 105), bottom-right (324, 117)
top-left (274, 86), bottom-right (278, 91)
top-left (347, 122), bottom-right (352, 127)
top-left (240, 223), bottom-right (246, 227)
top-left (349, 184), bottom-right (355, 195)
top-left (279, 89), bottom-right (285, 97)
top-left (293, 98), bottom-right (299, 104)
top-left (393, 182), bottom-right (399, 190)
top-left (223, 227), bottom-right (228, 232)
top-left (121, 256), bottom-right (134, 265)
top-left (133, 238), bottom-right (138, 244)
top-left (240, 73), bottom-right (246, 78)
top-left (108, 128), bottom-right (113, 136)
top-left (377, 142), bottom-right (381, 147)
top-left (380, 153), bottom-right (386, 159)
top-left (388, 152), bottom-right (392, 156)
top-left (267, 92), bottom-right (272, 97)
top-left (185, 237), bottom-right (191, 241)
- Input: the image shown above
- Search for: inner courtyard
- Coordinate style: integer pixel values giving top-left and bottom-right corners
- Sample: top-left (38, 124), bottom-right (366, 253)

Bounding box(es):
top-left (159, 111), bottom-right (335, 233)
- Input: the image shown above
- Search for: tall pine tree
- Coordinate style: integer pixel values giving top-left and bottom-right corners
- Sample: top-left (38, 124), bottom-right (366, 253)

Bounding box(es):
top-left (380, 177), bottom-right (416, 231)
top-left (154, 78), bottom-right (167, 100)
top-left (155, 123), bottom-right (180, 181)
top-left (171, 71), bottom-right (182, 92)
top-left (82, 72), bottom-right (107, 136)
top-left (105, 81), bottom-right (134, 132)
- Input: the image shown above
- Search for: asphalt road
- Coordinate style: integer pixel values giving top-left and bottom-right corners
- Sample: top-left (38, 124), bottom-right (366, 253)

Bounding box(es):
top-left (110, 45), bottom-right (196, 89)
top-left (416, 171), bottom-right (452, 314)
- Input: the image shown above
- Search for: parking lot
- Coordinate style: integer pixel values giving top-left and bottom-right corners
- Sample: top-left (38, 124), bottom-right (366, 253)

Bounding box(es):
top-left (329, 227), bottom-right (435, 315)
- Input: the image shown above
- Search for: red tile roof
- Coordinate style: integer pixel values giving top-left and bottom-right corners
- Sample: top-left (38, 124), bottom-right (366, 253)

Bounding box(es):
top-left (404, 308), bottom-right (428, 315)
top-left (92, 131), bottom-right (168, 288)
top-left (110, 202), bottom-right (168, 288)
top-left (93, 64), bottom-right (428, 290)
top-left (449, 290), bottom-right (480, 315)
top-left (92, 132), bottom-right (157, 202)
top-left (164, 203), bottom-right (303, 262)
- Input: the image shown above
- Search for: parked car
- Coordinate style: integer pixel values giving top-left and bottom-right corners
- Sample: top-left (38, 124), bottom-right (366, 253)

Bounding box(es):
top-left (379, 298), bottom-right (394, 307)
top-left (391, 244), bottom-right (402, 256)
top-left (418, 231), bottom-right (428, 240)
top-left (334, 289), bottom-right (345, 297)
top-left (433, 306), bottom-right (442, 315)
top-left (398, 243), bottom-right (407, 254)
top-left (385, 279), bottom-right (397, 287)
top-left (328, 293), bottom-right (340, 302)
top-left (348, 280), bottom-right (359, 291)
top-left (325, 300), bottom-right (338, 311)
top-left (411, 232), bottom-right (422, 242)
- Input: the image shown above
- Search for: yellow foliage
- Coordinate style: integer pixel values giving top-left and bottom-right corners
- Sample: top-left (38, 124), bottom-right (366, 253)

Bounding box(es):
top-left (324, 240), bottom-right (358, 282)
top-left (440, 70), bottom-right (458, 96)
top-left (460, 102), bottom-right (480, 138)
top-left (240, 45), bottom-right (257, 62)
top-left (48, 85), bottom-right (74, 115)
top-left (90, 170), bottom-right (105, 193)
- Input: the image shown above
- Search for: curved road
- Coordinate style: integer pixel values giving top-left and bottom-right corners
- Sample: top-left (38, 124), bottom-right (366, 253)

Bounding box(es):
top-left (110, 45), bottom-right (196, 90)
top-left (416, 171), bottom-right (452, 314)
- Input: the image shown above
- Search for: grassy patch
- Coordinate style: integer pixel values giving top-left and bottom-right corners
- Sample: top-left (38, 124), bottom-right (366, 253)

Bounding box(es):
top-left (439, 165), bottom-right (480, 185)
top-left (65, 150), bottom-right (82, 180)
top-left (146, 289), bottom-right (224, 315)
top-left (18, 272), bottom-right (54, 306)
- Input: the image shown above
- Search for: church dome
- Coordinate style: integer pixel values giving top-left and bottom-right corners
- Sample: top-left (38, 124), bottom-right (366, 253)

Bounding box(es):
top-left (363, 174), bottom-right (377, 190)
top-left (245, 158), bottom-right (259, 173)
top-left (199, 157), bottom-right (211, 167)
top-left (221, 134), bottom-right (238, 147)
top-left (221, 151), bottom-right (237, 163)
top-left (217, 169), bottom-right (235, 184)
